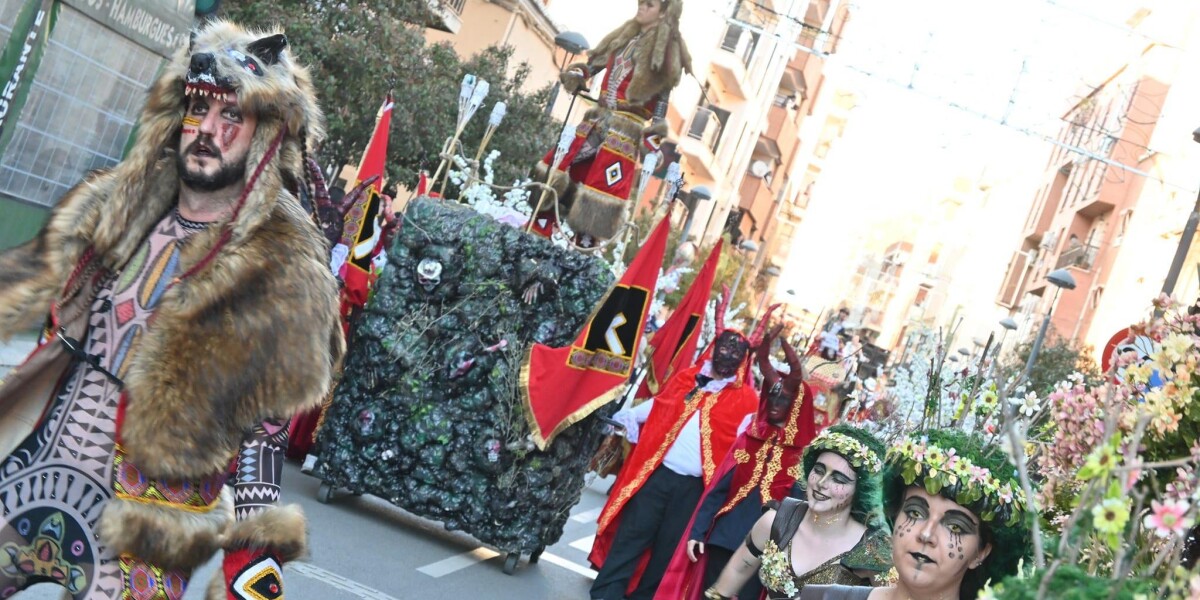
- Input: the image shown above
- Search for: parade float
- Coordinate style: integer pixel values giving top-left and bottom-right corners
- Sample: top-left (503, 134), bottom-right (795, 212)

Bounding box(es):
top-left (313, 195), bottom-right (617, 571)
top-left (310, 64), bottom-right (690, 572)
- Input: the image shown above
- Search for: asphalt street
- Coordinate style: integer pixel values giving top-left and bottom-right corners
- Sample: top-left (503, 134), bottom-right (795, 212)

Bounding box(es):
top-left (14, 462), bottom-right (613, 599)
top-left (2, 337), bottom-right (611, 599)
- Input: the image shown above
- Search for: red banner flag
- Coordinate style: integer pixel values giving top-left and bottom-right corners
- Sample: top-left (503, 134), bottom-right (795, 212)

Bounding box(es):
top-left (339, 95), bottom-right (394, 311)
top-left (636, 240), bottom-right (723, 399)
top-left (521, 217), bottom-right (672, 449)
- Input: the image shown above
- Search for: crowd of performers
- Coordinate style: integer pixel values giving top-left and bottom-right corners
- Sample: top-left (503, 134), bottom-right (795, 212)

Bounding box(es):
top-left (0, 0), bottom-right (1038, 596)
top-left (590, 293), bottom-right (1032, 600)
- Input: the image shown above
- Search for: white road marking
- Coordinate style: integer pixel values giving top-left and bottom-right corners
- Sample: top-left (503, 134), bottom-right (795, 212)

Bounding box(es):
top-left (569, 535), bottom-right (595, 553)
top-left (291, 562), bottom-right (401, 599)
top-left (416, 547), bottom-right (501, 578)
top-left (539, 552), bottom-right (598, 580)
top-left (570, 506), bottom-right (602, 522)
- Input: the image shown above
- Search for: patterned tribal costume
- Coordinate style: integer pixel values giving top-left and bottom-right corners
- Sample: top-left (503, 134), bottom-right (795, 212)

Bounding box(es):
top-left (0, 211), bottom-right (289, 599)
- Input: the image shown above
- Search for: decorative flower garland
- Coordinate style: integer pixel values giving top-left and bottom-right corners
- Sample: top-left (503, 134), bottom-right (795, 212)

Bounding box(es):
top-left (758, 539), bottom-right (799, 597)
top-left (889, 438), bottom-right (1028, 527)
top-left (806, 430), bottom-right (883, 474)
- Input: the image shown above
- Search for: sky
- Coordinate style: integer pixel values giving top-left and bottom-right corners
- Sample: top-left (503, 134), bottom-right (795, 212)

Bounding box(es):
top-left (546, 0), bottom-right (1178, 312)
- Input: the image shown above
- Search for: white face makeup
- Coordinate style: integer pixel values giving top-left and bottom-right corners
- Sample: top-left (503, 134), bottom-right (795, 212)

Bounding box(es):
top-left (806, 451), bottom-right (856, 514)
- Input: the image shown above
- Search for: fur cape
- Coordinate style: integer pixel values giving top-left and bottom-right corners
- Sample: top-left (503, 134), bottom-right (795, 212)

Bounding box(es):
top-left (585, 0), bottom-right (693, 106)
top-left (0, 20), bottom-right (343, 584)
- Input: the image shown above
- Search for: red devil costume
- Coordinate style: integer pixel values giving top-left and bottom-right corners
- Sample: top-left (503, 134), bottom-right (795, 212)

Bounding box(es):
top-left (655, 319), bottom-right (818, 600)
top-left (590, 289), bottom-right (761, 600)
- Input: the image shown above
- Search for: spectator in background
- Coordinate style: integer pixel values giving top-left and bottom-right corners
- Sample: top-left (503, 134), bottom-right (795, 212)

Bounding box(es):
top-left (818, 308), bottom-right (850, 361)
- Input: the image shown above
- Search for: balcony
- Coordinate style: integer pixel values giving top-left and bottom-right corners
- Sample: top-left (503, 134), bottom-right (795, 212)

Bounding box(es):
top-left (1075, 194), bottom-right (1115, 219)
top-left (678, 107), bottom-right (725, 179)
top-left (424, 0), bottom-right (464, 33)
top-left (711, 24), bottom-right (757, 99)
top-left (1055, 243), bottom-right (1099, 271)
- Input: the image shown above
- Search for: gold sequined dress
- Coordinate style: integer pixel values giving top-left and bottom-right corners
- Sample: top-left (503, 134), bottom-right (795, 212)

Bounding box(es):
top-left (758, 498), bottom-right (891, 599)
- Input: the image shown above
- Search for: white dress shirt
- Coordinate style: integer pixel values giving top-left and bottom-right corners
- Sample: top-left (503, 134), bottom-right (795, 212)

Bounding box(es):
top-left (612, 362), bottom-right (753, 478)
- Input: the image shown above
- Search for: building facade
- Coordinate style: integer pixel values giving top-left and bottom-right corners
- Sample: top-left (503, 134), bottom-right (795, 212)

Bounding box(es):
top-left (995, 3), bottom-right (1200, 359)
top-left (424, 0), bottom-right (564, 101)
top-left (0, 0), bottom-right (192, 250)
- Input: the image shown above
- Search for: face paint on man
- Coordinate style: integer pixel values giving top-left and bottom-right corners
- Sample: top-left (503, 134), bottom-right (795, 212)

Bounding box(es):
top-left (219, 122), bottom-right (241, 152)
top-left (711, 331), bottom-right (748, 378)
top-left (765, 387), bottom-right (794, 425)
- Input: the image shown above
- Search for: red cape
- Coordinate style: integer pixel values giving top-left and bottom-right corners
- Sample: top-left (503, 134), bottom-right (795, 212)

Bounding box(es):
top-left (655, 383), bottom-right (817, 600)
top-left (589, 363), bottom-right (759, 579)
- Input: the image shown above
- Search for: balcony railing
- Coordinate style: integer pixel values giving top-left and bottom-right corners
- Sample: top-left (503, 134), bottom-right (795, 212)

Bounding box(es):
top-left (1056, 243), bottom-right (1099, 271)
top-left (444, 0), bottom-right (465, 14)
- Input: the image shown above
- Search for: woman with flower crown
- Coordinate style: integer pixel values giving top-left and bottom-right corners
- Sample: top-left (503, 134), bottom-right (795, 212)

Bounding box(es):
top-left (800, 429), bottom-right (1033, 600)
top-left (703, 424), bottom-right (892, 600)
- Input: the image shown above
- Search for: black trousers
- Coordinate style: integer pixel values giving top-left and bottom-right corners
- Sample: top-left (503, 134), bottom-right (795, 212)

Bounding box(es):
top-left (703, 545), bottom-right (765, 600)
top-left (591, 465), bottom-right (705, 600)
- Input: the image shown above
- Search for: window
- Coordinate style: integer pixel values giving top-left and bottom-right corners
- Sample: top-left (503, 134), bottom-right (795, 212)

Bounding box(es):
top-left (0, 0), bottom-right (23, 47)
top-left (720, 24), bottom-right (744, 52)
top-left (0, 5), bottom-right (162, 208)
top-left (997, 251), bottom-right (1031, 308)
top-left (1116, 208), bottom-right (1134, 243)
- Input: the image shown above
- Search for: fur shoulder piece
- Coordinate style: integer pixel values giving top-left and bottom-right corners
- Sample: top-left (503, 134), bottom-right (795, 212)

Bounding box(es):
top-left (119, 192), bottom-right (345, 480)
top-left (588, 1), bottom-right (692, 105)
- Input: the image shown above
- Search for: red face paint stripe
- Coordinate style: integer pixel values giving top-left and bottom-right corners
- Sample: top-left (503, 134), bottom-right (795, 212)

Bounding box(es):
top-left (218, 123), bottom-right (240, 151)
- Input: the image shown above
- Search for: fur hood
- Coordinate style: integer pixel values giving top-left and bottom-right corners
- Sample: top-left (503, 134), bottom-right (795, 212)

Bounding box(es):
top-left (587, 2), bottom-right (693, 105)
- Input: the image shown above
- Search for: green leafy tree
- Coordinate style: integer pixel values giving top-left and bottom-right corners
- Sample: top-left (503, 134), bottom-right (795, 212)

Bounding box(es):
top-left (1002, 327), bottom-right (1100, 396)
top-left (219, 0), bottom-right (557, 192)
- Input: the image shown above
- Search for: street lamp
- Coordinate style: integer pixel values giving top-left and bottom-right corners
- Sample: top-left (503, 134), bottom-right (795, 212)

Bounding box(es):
top-left (681, 185), bottom-right (712, 242)
top-left (995, 316), bottom-right (1018, 362)
top-left (730, 240), bottom-right (759, 297)
top-left (545, 32), bottom-right (590, 114)
top-left (1160, 125), bottom-right (1200, 299)
top-left (1022, 268), bottom-right (1077, 381)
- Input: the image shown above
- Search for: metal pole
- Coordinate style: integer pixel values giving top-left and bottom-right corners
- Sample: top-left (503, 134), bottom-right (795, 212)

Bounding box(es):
top-left (681, 209), bottom-right (697, 242)
top-left (1022, 286), bottom-right (1060, 376)
top-left (751, 289), bottom-right (771, 329)
top-left (1161, 184), bottom-right (1200, 298)
top-left (731, 252), bottom-right (750, 298)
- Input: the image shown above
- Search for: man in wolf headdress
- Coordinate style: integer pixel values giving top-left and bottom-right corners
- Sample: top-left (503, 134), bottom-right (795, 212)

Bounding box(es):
top-left (0, 20), bottom-right (342, 599)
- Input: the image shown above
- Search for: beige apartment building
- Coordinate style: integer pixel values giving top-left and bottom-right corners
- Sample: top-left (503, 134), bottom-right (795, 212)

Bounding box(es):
top-left (424, 0), bottom-right (564, 99)
top-left (995, 3), bottom-right (1200, 360)
top-left (418, 0), bottom-right (857, 321)
top-left (647, 0), bottom-right (852, 316)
